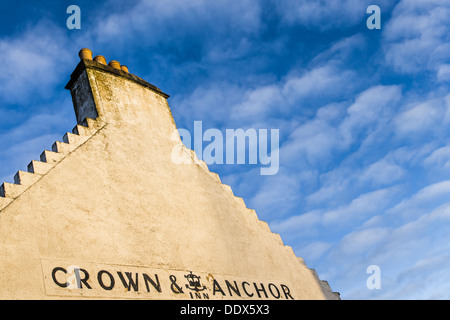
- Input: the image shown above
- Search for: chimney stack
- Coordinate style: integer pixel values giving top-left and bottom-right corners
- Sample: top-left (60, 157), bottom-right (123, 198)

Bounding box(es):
top-left (66, 48), bottom-right (170, 126)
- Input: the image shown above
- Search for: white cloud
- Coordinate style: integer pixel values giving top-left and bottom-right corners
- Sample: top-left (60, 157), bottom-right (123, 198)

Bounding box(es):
top-left (230, 84), bottom-right (283, 121)
top-left (279, 85), bottom-right (401, 170)
top-left (387, 143), bottom-right (439, 167)
top-left (394, 99), bottom-right (444, 136)
top-left (297, 241), bottom-right (333, 262)
top-left (320, 201), bottom-right (450, 299)
top-left (338, 227), bottom-right (390, 256)
top-left (171, 82), bottom-right (244, 127)
top-left (359, 158), bottom-right (406, 186)
top-left (387, 180), bottom-right (450, 220)
top-left (0, 21), bottom-right (71, 104)
top-left (424, 145), bottom-right (450, 169)
top-left (437, 64), bottom-right (450, 82)
top-left (311, 34), bottom-right (367, 66)
top-left (322, 187), bottom-right (400, 227)
top-left (305, 174), bottom-right (350, 207)
top-left (274, 0), bottom-right (393, 31)
top-left (248, 171), bottom-right (304, 220)
top-left (282, 65), bottom-right (357, 107)
top-left (95, 0), bottom-right (261, 46)
top-left (389, 252), bottom-right (450, 299)
top-left (270, 210), bottom-right (322, 237)
top-left (383, 0), bottom-right (450, 75)
top-left (281, 118), bottom-right (342, 167)
top-left (340, 85), bottom-right (402, 144)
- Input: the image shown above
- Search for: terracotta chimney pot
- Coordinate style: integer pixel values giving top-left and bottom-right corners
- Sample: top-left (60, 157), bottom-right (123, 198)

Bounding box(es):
top-left (108, 60), bottom-right (121, 70)
top-left (94, 55), bottom-right (107, 65)
top-left (78, 48), bottom-right (93, 60)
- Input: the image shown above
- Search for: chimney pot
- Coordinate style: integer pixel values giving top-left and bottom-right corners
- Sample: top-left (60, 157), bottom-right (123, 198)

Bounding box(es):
top-left (108, 60), bottom-right (121, 70)
top-left (94, 55), bottom-right (107, 65)
top-left (120, 65), bottom-right (129, 73)
top-left (78, 48), bottom-right (93, 60)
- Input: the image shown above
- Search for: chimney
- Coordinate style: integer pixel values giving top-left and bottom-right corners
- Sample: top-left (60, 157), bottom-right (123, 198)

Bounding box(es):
top-left (65, 49), bottom-right (172, 133)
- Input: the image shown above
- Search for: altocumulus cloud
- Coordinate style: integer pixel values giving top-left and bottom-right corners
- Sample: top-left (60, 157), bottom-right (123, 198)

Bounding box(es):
top-left (0, 21), bottom-right (72, 104)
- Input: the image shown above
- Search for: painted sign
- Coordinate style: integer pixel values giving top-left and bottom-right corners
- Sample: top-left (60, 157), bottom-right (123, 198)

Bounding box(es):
top-left (41, 259), bottom-right (295, 300)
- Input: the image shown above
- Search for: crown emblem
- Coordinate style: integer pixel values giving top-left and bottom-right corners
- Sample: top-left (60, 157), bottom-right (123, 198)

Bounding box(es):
top-left (184, 271), bottom-right (206, 292)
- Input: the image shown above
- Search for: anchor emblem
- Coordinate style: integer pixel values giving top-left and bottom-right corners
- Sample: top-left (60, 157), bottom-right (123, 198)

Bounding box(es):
top-left (184, 271), bottom-right (206, 292)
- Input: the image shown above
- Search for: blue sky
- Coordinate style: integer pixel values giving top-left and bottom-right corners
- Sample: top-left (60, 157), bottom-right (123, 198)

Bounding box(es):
top-left (1, 0), bottom-right (450, 299)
